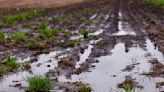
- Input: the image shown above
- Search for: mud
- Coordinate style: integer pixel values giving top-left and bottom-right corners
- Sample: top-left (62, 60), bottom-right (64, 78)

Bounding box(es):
top-left (117, 76), bottom-right (143, 90)
top-left (0, 0), bottom-right (89, 8)
top-left (142, 59), bottom-right (164, 77)
top-left (0, 0), bottom-right (164, 92)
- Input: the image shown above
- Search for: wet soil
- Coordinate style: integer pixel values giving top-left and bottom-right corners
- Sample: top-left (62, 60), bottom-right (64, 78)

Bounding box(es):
top-left (0, 0), bottom-right (88, 8)
top-left (0, 0), bottom-right (164, 92)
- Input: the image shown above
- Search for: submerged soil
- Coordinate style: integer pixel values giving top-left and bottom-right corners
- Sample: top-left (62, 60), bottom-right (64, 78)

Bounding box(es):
top-left (0, 0), bottom-right (164, 92)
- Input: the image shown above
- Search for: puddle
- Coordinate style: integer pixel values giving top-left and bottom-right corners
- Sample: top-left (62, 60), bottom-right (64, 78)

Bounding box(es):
top-left (17, 57), bottom-right (31, 63)
top-left (90, 38), bottom-right (102, 44)
top-left (104, 14), bottom-right (110, 20)
top-left (75, 39), bottom-right (102, 68)
top-left (0, 71), bottom-right (30, 92)
top-left (112, 29), bottom-right (136, 36)
top-left (59, 38), bottom-right (164, 92)
top-left (31, 51), bottom-right (59, 75)
top-left (112, 11), bottom-right (136, 36)
top-left (89, 29), bottom-right (104, 36)
top-left (0, 51), bottom-right (59, 92)
top-left (75, 44), bottom-right (93, 68)
top-left (70, 35), bottom-right (83, 40)
top-left (90, 14), bottom-right (97, 20)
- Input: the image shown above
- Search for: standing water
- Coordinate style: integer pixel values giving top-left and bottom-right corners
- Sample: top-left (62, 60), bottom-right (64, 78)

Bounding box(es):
top-left (112, 11), bottom-right (136, 36)
top-left (59, 38), bottom-right (164, 92)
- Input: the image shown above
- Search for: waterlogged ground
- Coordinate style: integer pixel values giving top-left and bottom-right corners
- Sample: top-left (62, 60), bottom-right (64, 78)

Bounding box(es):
top-left (0, 0), bottom-right (164, 92)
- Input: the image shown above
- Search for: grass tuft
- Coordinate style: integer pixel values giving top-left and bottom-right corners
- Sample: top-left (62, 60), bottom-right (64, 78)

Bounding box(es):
top-left (5, 54), bottom-right (18, 69)
top-left (1, 9), bottom-right (44, 27)
top-left (53, 16), bottom-right (70, 25)
top-left (10, 32), bottom-right (28, 42)
top-left (0, 66), bottom-right (8, 76)
top-left (0, 31), bottom-right (5, 40)
top-left (64, 31), bottom-right (71, 39)
top-left (79, 84), bottom-right (92, 92)
top-left (80, 29), bottom-right (89, 38)
top-left (23, 62), bottom-right (31, 70)
top-left (25, 39), bottom-right (42, 50)
top-left (144, 0), bottom-right (164, 6)
top-left (122, 84), bottom-right (134, 92)
top-left (27, 75), bottom-right (51, 92)
top-left (68, 39), bottom-right (80, 47)
top-left (39, 27), bottom-right (58, 39)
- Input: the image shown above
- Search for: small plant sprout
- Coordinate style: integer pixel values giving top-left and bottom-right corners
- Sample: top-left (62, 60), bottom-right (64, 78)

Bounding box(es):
top-left (64, 31), bottom-right (71, 39)
top-left (53, 16), bottom-right (70, 25)
top-left (27, 75), bottom-right (51, 92)
top-left (25, 39), bottom-right (42, 50)
top-left (5, 54), bottom-right (19, 69)
top-left (39, 27), bottom-right (58, 39)
top-left (122, 84), bottom-right (134, 92)
top-left (23, 62), bottom-right (31, 70)
top-left (117, 76), bottom-right (142, 92)
top-left (38, 22), bottom-right (48, 30)
top-left (10, 32), bottom-right (28, 42)
top-left (0, 31), bottom-right (5, 40)
top-left (79, 83), bottom-right (92, 92)
top-left (83, 8), bottom-right (95, 14)
top-left (55, 53), bottom-right (60, 60)
top-left (80, 17), bottom-right (92, 25)
top-left (80, 29), bottom-right (89, 38)
top-left (53, 16), bottom-right (63, 23)
top-left (0, 66), bottom-right (8, 76)
top-left (68, 39), bottom-right (80, 47)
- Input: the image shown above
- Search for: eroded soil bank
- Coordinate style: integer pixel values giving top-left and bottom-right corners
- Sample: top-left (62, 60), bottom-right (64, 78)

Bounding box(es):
top-left (0, 0), bottom-right (164, 92)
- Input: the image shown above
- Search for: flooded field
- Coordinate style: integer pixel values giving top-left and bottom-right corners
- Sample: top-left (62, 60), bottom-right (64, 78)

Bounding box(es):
top-left (0, 0), bottom-right (164, 92)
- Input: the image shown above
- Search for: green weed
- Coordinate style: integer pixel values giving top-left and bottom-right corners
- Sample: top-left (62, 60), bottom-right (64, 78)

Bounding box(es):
top-left (38, 22), bottom-right (48, 30)
top-left (54, 53), bottom-right (59, 60)
top-left (145, 0), bottom-right (164, 6)
top-left (0, 31), bottom-right (5, 39)
top-left (25, 39), bottom-right (42, 50)
top-left (80, 29), bottom-right (89, 38)
top-left (5, 54), bottom-right (18, 69)
top-left (39, 28), bottom-right (58, 39)
top-left (10, 32), bottom-right (28, 42)
top-left (54, 16), bottom-right (70, 25)
top-left (27, 75), bottom-right (51, 92)
top-left (23, 62), bottom-right (31, 70)
top-left (2, 9), bottom-right (44, 27)
top-left (80, 17), bottom-right (92, 25)
top-left (0, 66), bottom-right (8, 76)
top-left (122, 84), bottom-right (134, 92)
top-left (64, 31), bottom-right (71, 38)
top-left (68, 39), bottom-right (80, 47)
top-left (79, 84), bottom-right (92, 92)
top-left (83, 8), bottom-right (95, 14)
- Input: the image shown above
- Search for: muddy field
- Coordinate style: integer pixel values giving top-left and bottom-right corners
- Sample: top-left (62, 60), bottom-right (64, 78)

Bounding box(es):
top-left (0, 0), bottom-right (88, 8)
top-left (0, 0), bottom-right (164, 92)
